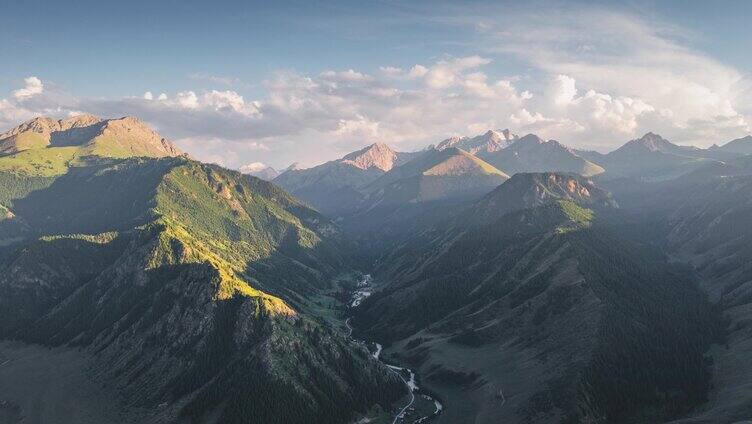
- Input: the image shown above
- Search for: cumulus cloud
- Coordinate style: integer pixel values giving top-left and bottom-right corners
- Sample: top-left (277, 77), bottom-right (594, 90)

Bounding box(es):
top-left (550, 75), bottom-right (577, 106)
top-left (239, 162), bottom-right (268, 173)
top-left (1, 3), bottom-right (750, 168)
top-left (12, 77), bottom-right (44, 99)
top-left (480, 6), bottom-right (750, 147)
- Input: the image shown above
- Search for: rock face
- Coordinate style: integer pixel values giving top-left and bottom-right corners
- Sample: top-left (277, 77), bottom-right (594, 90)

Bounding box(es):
top-left (0, 118), bottom-right (404, 424)
top-left (436, 129), bottom-right (518, 155)
top-left (355, 172), bottom-right (722, 424)
top-left (340, 142), bottom-right (405, 171)
top-left (478, 134), bottom-right (605, 177)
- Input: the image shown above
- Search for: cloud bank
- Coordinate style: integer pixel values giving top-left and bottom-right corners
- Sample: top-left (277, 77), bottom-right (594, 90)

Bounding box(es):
top-left (0, 6), bottom-right (749, 169)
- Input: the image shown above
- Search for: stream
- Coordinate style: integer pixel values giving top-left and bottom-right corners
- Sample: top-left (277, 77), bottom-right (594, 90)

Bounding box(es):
top-left (346, 274), bottom-right (443, 424)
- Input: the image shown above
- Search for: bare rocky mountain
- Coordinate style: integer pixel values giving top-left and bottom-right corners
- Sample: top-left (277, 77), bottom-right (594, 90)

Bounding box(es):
top-left (478, 134), bottom-right (605, 177)
top-left (436, 129), bottom-right (518, 155)
top-left (0, 115), bottom-right (182, 158)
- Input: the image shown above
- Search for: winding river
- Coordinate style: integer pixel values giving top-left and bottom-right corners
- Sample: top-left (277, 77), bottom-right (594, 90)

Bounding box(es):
top-left (346, 275), bottom-right (443, 424)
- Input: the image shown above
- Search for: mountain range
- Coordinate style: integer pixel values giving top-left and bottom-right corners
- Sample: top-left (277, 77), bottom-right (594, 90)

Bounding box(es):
top-left (0, 116), bottom-right (404, 424)
top-left (2, 114), bottom-right (752, 424)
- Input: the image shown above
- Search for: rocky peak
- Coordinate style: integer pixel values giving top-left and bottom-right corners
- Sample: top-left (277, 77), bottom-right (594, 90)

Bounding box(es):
top-left (60, 114), bottom-right (103, 129)
top-left (618, 132), bottom-right (676, 154)
top-left (0, 114), bottom-right (182, 158)
top-left (1, 115), bottom-right (104, 140)
top-left (436, 129), bottom-right (518, 155)
top-left (637, 132), bottom-right (671, 150)
top-left (341, 142), bottom-right (398, 171)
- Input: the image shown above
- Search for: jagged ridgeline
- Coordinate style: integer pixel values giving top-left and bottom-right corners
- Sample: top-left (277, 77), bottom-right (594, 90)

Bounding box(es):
top-left (0, 116), bottom-right (403, 423)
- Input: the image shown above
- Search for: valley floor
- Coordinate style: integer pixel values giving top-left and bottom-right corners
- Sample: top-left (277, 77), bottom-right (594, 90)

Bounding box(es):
top-left (0, 341), bottom-right (149, 424)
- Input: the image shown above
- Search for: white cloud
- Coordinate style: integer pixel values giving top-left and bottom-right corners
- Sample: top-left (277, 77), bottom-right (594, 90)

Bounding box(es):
top-left (239, 162), bottom-right (268, 173)
top-left (480, 6), bottom-right (750, 148)
top-left (550, 75), bottom-right (577, 106)
top-left (379, 66), bottom-right (403, 77)
top-left (174, 91), bottom-right (199, 109)
top-left (187, 73), bottom-right (242, 87)
top-left (1, 5), bottom-right (750, 167)
top-left (12, 77), bottom-right (43, 99)
top-left (408, 65), bottom-right (429, 78)
top-left (421, 55), bottom-right (491, 89)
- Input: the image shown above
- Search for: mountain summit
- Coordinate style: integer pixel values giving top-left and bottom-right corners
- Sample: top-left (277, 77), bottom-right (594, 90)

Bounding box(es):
top-left (273, 142), bottom-right (418, 215)
top-left (480, 133), bottom-right (605, 177)
top-left (341, 142), bottom-right (404, 171)
top-left (436, 129), bottom-right (518, 155)
top-left (596, 132), bottom-right (721, 179)
top-left (612, 132), bottom-right (685, 155)
top-left (0, 115), bottom-right (182, 176)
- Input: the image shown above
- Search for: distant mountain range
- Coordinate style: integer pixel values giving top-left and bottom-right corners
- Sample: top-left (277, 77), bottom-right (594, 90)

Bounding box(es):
top-left (272, 143), bottom-right (420, 215)
top-left (478, 133), bottom-right (605, 177)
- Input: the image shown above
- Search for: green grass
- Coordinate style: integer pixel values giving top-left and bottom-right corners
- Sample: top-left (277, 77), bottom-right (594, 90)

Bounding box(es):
top-left (555, 200), bottom-right (594, 233)
top-left (0, 146), bottom-right (83, 176)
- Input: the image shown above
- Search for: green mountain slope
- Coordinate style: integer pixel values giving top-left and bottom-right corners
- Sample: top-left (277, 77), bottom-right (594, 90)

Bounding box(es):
top-left (600, 162), bottom-right (752, 423)
top-left (0, 132), bottom-right (403, 422)
top-left (354, 173), bottom-right (723, 424)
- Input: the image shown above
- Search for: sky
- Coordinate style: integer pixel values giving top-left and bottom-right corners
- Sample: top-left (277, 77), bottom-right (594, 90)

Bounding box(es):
top-left (1, 0), bottom-right (751, 170)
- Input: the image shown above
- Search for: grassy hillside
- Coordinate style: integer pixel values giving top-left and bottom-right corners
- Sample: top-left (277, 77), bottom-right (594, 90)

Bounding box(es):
top-left (0, 157), bottom-right (403, 423)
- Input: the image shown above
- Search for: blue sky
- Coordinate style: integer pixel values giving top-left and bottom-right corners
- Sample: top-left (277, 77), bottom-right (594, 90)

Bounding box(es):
top-left (1, 0), bottom-right (751, 169)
